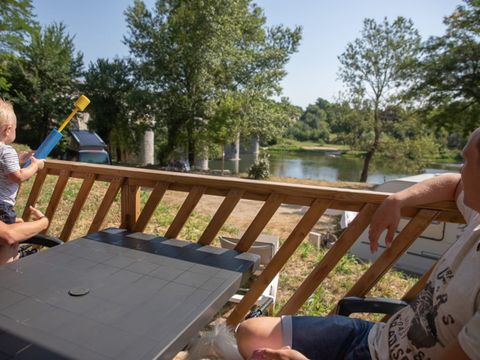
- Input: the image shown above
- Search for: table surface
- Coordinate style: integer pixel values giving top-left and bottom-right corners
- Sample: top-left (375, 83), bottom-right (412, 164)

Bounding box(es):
top-left (0, 228), bottom-right (259, 360)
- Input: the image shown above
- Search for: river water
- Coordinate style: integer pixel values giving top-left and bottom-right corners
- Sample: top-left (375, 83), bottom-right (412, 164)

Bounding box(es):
top-left (208, 152), bottom-right (460, 184)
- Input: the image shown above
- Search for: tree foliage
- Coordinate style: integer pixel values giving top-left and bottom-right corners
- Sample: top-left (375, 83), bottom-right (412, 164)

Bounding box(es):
top-left (124, 0), bottom-right (301, 164)
top-left (0, 0), bottom-right (37, 92)
top-left (338, 17), bottom-right (421, 181)
top-left (5, 23), bottom-right (83, 147)
top-left (411, 0), bottom-right (480, 137)
top-left (82, 58), bottom-right (155, 161)
top-left (286, 98), bottom-right (332, 143)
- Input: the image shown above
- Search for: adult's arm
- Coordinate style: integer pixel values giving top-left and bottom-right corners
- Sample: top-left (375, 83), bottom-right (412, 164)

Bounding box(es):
top-left (0, 206), bottom-right (49, 246)
top-left (368, 173), bottom-right (462, 253)
top-left (439, 339), bottom-right (471, 360)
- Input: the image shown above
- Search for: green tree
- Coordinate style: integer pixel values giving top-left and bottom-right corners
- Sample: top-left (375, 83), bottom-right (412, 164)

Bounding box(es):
top-left (82, 58), bottom-right (154, 161)
top-left (338, 17), bottom-right (421, 182)
top-left (6, 23), bottom-right (83, 147)
top-left (411, 0), bottom-right (480, 137)
top-left (0, 0), bottom-right (37, 92)
top-left (124, 0), bottom-right (301, 164)
top-left (287, 98), bottom-right (331, 142)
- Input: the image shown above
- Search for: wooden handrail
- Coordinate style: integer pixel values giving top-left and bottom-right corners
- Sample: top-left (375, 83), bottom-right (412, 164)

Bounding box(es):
top-left (21, 160), bottom-right (465, 327)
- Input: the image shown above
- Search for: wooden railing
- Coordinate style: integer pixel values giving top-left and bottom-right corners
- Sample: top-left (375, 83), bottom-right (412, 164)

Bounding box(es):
top-left (21, 160), bottom-right (464, 326)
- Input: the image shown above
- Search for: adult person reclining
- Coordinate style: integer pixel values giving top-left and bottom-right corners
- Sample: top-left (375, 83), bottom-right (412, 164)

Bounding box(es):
top-left (0, 206), bottom-right (49, 264)
top-left (235, 128), bottom-right (480, 360)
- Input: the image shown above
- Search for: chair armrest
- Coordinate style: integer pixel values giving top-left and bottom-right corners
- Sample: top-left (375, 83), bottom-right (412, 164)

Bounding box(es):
top-left (20, 234), bottom-right (63, 248)
top-left (335, 296), bottom-right (408, 317)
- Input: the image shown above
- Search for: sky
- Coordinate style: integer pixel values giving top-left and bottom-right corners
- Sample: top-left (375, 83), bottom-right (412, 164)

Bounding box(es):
top-left (31, 0), bottom-right (460, 109)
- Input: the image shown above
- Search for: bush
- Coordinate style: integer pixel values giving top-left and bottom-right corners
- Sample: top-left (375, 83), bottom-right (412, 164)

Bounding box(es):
top-left (248, 153), bottom-right (270, 180)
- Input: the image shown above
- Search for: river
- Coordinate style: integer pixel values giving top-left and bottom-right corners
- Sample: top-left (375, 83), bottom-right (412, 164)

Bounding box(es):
top-left (207, 152), bottom-right (460, 184)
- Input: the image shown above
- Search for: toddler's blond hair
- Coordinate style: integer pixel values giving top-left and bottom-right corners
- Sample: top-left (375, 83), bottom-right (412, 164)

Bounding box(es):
top-left (0, 98), bottom-right (16, 129)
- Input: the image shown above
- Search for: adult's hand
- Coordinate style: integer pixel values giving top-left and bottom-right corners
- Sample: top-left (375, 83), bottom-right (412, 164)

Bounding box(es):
top-left (29, 206), bottom-right (48, 226)
top-left (368, 196), bottom-right (401, 253)
top-left (249, 347), bottom-right (309, 360)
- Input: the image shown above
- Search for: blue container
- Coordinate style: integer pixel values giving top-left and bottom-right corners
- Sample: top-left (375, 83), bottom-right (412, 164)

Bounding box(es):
top-left (24, 129), bottom-right (63, 167)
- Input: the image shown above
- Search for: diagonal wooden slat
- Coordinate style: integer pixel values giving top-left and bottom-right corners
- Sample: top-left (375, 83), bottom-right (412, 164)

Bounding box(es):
top-left (133, 182), bottom-right (170, 232)
top-left (22, 169), bottom-right (48, 221)
top-left (164, 186), bottom-right (207, 239)
top-left (198, 189), bottom-right (245, 245)
top-left (59, 174), bottom-right (96, 241)
top-left (279, 202), bottom-right (379, 316)
top-left (227, 198), bottom-right (332, 326)
top-left (343, 209), bottom-right (439, 299)
top-left (88, 177), bottom-right (124, 234)
top-left (380, 264), bottom-right (435, 322)
top-left (42, 170), bottom-right (71, 233)
top-left (234, 193), bottom-right (283, 253)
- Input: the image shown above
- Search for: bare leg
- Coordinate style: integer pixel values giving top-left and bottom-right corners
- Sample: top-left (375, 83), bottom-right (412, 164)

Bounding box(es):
top-left (236, 317), bottom-right (285, 359)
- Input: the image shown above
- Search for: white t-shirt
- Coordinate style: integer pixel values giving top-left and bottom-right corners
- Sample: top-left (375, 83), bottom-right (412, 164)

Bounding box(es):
top-left (368, 192), bottom-right (480, 360)
top-left (0, 144), bottom-right (20, 205)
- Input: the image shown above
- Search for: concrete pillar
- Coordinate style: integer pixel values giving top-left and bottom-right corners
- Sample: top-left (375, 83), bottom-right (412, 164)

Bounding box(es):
top-left (140, 128), bottom-right (155, 165)
top-left (251, 135), bottom-right (260, 162)
top-left (224, 132), bottom-right (240, 160)
top-left (194, 145), bottom-right (209, 170)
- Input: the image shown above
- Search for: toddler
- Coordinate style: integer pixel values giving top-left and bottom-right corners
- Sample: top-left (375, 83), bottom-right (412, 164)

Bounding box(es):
top-left (0, 99), bottom-right (44, 224)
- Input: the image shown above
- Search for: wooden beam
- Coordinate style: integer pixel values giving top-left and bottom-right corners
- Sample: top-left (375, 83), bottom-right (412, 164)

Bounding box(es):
top-left (164, 186), bottom-right (207, 239)
top-left (22, 169), bottom-right (48, 221)
top-left (133, 182), bottom-right (169, 232)
top-left (198, 189), bottom-right (244, 245)
top-left (43, 170), bottom-right (70, 233)
top-left (88, 177), bottom-right (124, 234)
top-left (234, 193), bottom-right (283, 253)
top-left (59, 174), bottom-right (96, 241)
top-left (344, 209), bottom-right (439, 299)
top-left (279, 203), bottom-right (379, 316)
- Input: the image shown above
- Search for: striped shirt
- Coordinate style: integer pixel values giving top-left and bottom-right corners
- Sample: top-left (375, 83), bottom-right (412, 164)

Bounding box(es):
top-left (0, 144), bottom-right (20, 205)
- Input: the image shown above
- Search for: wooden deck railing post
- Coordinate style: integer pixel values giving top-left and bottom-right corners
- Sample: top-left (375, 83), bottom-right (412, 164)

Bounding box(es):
top-left (121, 182), bottom-right (140, 231)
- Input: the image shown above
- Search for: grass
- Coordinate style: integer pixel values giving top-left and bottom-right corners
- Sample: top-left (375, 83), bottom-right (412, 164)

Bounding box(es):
top-left (15, 170), bottom-right (418, 319)
top-left (267, 138), bottom-right (350, 153)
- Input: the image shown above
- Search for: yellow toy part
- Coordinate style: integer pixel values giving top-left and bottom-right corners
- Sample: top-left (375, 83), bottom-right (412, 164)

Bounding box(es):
top-left (58, 95), bottom-right (91, 132)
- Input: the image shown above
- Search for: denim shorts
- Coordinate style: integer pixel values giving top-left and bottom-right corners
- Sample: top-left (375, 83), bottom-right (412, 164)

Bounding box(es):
top-left (282, 315), bottom-right (374, 360)
top-left (0, 201), bottom-right (16, 224)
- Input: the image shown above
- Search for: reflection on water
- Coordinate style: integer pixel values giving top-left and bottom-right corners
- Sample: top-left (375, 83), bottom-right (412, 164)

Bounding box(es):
top-left (207, 152), bottom-right (459, 184)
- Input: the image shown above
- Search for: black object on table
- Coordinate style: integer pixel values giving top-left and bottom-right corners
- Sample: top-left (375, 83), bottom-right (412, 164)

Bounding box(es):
top-left (0, 228), bottom-right (259, 360)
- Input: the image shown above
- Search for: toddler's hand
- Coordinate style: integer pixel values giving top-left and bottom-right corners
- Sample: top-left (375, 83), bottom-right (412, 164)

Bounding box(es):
top-left (18, 150), bottom-right (34, 164)
top-left (30, 156), bottom-right (45, 170)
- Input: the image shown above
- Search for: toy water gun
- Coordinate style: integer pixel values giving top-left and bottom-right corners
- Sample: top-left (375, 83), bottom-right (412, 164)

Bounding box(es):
top-left (24, 95), bottom-right (90, 167)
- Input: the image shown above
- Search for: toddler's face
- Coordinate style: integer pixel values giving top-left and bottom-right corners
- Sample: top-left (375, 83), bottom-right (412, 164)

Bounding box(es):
top-left (2, 118), bottom-right (16, 145)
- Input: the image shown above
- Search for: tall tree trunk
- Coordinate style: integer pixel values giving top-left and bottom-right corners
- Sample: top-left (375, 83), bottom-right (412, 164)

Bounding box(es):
top-left (360, 102), bottom-right (381, 182)
top-left (360, 149), bottom-right (374, 182)
top-left (187, 125), bottom-right (195, 167)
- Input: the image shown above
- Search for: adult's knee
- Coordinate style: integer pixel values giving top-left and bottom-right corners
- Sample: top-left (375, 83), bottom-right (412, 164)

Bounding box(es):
top-left (236, 317), bottom-right (284, 359)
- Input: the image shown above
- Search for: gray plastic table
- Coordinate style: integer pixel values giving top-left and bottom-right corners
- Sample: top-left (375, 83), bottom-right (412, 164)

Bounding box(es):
top-left (0, 228), bottom-right (259, 359)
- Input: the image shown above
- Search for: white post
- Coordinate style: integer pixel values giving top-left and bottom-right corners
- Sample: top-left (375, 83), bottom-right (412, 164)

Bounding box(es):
top-left (194, 145), bottom-right (209, 170)
top-left (140, 128), bottom-right (155, 166)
